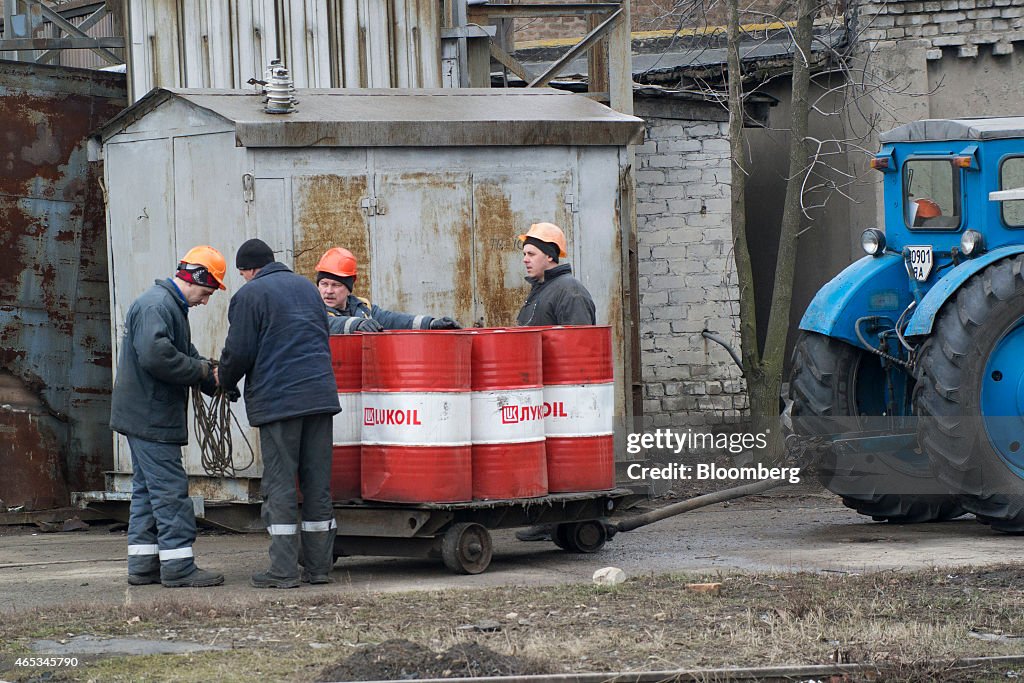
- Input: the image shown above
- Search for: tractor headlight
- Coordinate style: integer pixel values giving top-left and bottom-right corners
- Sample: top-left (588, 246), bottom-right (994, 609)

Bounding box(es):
top-left (861, 229), bottom-right (886, 256)
top-left (960, 230), bottom-right (985, 256)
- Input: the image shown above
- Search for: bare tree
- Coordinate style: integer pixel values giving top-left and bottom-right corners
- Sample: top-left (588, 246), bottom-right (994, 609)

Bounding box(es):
top-left (731, 0), bottom-right (815, 450)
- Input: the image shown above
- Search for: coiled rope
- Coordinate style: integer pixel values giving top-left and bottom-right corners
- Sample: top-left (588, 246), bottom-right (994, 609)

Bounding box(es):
top-left (191, 384), bottom-right (255, 478)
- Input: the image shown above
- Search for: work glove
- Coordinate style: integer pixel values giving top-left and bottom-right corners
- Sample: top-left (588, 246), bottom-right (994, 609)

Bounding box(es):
top-left (225, 388), bottom-right (241, 403)
top-left (429, 316), bottom-right (462, 330)
top-left (353, 318), bottom-right (384, 333)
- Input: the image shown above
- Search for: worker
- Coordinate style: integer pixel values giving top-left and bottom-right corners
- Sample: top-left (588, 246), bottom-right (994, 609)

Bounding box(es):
top-left (315, 247), bottom-right (462, 333)
top-left (217, 238), bottom-right (341, 588)
top-left (515, 223), bottom-right (597, 543)
top-left (516, 222), bottom-right (596, 326)
top-left (110, 245), bottom-right (227, 588)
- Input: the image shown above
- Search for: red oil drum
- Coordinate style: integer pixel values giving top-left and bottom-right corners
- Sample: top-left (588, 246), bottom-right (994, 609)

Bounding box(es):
top-left (540, 325), bottom-right (615, 492)
top-left (361, 331), bottom-right (473, 503)
top-left (470, 328), bottom-right (547, 500)
top-left (328, 335), bottom-right (362, 500)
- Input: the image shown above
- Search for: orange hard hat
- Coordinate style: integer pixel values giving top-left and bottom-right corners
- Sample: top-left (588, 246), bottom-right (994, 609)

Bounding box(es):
top-left (517, 222), bottom-right (567, 258)
top-left (316, 247), bottom-right (358, 279)
top-left (178, 245), bottom-right (227, 290)
top-left (915, 198), bottom-right (942, 218)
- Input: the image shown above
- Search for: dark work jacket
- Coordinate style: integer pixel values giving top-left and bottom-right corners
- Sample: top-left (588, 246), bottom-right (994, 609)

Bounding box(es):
top-left (110, 279), bottom-right (214, 444)
top-left (326, 294), bottom-right (434, 334)
top-left (516, 263), bottom-right (597, 326)
top-left (218, 262), bottom-right (340, 426)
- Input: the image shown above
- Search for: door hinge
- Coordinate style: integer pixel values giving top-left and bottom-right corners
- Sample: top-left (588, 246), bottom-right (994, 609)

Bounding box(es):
top-left (242, 173), bottom-right (255, 203)
top-left (360, 196), bottom-right (378, 216)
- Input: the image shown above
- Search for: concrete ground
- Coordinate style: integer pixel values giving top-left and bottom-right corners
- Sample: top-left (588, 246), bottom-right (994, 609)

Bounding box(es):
top-left (2, 487), bottom-right (1021, 614)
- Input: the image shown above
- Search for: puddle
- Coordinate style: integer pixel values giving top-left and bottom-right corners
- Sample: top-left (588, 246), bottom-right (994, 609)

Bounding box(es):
top-left (30, 635), bottom-right (226, 656)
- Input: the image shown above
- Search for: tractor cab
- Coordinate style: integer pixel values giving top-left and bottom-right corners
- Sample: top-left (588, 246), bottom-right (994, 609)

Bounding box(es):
top-left (864, 118), bottom-right (1024, 300)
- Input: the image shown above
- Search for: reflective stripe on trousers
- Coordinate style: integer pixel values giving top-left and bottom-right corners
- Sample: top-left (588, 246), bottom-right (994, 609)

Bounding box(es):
top-left (128, 544), bottom-right (159, 556)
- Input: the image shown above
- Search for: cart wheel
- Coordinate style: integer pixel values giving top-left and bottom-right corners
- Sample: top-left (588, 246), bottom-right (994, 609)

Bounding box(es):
top-left (441, 523), bottom-right (493, 574)
top-left (557, 521), bottom-right (608, 553)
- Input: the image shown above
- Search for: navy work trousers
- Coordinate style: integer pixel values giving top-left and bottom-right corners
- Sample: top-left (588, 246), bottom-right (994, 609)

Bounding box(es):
top-left (259, 413), bottom-right (336, 579)
top-left (126, 436), bottom-right (197, 581)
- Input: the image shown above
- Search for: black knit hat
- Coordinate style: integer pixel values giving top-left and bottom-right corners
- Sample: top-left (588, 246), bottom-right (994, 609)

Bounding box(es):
top-left (524, 236), bottom-right (560, 263)
top-left (317, 271), bottom-right (355, 292)
top-left (236, 238), bottom-right (275, 269)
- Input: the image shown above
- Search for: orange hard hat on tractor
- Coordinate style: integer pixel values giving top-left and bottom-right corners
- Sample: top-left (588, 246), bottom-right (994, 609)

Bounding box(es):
top-left (178, 245), bottom-right (227, 290)
top-left (915, 198), bottom-right (942, 219)
top-left (518, 222), bottom-right (568, 258)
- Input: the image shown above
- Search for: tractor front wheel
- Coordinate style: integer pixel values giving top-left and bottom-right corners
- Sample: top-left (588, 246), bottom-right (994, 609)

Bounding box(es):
top-left (914, 255), bottom-right (1024, 532)
top-left (790, 331), bottom-right (963, 523)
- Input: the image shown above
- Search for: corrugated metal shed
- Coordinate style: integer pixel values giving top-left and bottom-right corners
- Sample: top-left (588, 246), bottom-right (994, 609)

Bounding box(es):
top-left (0, 58), bottom-right (127, 510)
top-left (98, 87), bottom-right (643, 503)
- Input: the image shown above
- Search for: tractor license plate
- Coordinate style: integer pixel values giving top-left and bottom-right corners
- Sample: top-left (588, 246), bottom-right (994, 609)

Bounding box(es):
top-left (906, 245), bottom-right (934, 282)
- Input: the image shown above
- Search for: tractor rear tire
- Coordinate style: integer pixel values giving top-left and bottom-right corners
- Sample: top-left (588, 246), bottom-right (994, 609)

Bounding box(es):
top-left (790, 331), bottom-right (963, 523)
top-left (914, 255), bottom-right (1024, 533)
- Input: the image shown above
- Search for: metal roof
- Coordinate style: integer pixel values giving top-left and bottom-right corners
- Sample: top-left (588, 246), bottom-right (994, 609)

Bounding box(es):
top-left (879, 117), bottom-right (1024, 143)
top-left (516, 24), bottom-right (846, 82)
top-left (97, 87), bottom-right (645, 147)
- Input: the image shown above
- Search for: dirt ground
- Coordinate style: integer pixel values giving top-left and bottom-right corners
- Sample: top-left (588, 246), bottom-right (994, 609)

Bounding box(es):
top-left (4, 484), bottom-right (1024, 611)
top-left (4, 485), bottom-right (1024, 682)
top-left (320, 640), bottom-right (549, 680)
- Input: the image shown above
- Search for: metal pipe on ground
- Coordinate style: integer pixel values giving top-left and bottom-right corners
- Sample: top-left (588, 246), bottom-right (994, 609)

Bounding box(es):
top-left (613, 478), bottom-right (785, 533)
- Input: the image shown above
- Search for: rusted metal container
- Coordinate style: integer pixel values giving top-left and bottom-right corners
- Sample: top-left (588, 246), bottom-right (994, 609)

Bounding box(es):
top-left (470, 328), bottom-right (547, 500)
top-left (94, 87), bottom-right (643, 506)
top-left (0, 59), bottom-right (126, 510)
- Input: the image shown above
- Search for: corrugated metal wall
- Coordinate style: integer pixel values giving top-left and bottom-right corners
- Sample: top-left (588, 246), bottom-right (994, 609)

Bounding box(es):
top-left (126, 0), bottom-right (442, 101)
top-left (0, 59), bottom-right (127, 510)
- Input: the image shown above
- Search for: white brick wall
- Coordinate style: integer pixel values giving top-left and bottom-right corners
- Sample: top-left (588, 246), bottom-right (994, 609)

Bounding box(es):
top-left (855, 0), bottom-right (1024, 56)
top-left (634, 112), bottom-right (746, 428)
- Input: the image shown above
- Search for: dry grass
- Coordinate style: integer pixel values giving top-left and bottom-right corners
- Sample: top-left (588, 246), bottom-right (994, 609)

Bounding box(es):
top-left (3, 567), bottom-right (1024, 682)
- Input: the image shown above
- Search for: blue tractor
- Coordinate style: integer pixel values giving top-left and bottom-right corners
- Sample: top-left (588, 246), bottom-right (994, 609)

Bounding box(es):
top-left (790, 117), bottom-right (1024, 530)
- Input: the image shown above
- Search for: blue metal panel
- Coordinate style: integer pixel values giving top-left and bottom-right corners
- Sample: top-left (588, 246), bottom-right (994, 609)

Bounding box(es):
top-left (799, 253), bottom-right (912, 347)
top-left (904, 244), bottom-right (1024, 336)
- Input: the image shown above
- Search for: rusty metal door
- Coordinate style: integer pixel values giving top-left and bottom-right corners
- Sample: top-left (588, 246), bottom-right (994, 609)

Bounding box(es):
top-left (291, 174), bottom-right (372, 288)
top-left (471, 171), bottom-right (575, 327)
top-left (371, 172), bottom-right (474, 323)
